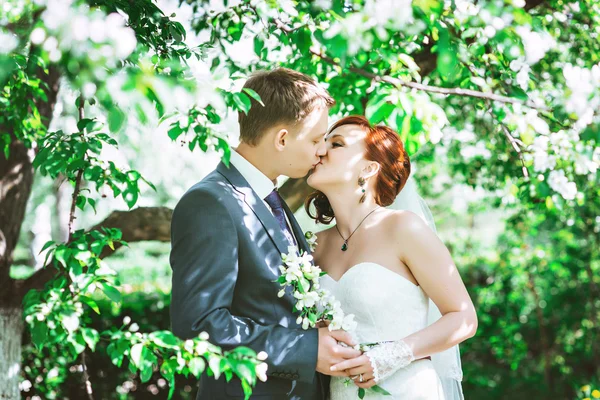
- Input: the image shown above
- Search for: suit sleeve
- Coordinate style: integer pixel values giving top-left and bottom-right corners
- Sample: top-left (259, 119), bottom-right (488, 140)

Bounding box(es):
top-left (169, 188), bottom-right (318, 383)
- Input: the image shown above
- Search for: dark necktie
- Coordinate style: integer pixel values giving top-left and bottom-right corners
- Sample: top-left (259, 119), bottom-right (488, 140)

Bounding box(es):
top-left (264, 189), bottom-right (296, 248)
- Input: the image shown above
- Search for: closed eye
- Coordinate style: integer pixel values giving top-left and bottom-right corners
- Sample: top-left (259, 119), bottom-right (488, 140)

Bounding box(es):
top-left (331, 142), bottom-right (343, 148)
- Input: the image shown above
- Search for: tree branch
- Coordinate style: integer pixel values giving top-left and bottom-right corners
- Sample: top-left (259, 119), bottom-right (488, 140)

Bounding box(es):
top-left (311, 49), bottom-right (546, 110)
top-left (272, 19), bottom-right (547, 110)
top-left (16, 206), bottom-right (173, 298)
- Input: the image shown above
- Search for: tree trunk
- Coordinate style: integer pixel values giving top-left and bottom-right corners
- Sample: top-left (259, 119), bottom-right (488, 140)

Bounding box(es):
top-left (0, 308), bottom-right (23, 400)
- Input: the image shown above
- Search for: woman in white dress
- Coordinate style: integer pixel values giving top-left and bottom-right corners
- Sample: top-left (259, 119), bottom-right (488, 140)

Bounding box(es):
top-left (306, 115), bottom-right (478, 399)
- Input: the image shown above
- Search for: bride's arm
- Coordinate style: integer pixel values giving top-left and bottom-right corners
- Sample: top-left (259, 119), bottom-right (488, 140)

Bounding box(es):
top-left (332, 210), bottom-right (477, 387)
top-left (363, 210), bottom-right (477, 384)
top-left (392, 210), bottom-right (478, 358)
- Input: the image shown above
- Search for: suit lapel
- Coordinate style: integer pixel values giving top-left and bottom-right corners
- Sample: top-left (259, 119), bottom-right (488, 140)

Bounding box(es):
top-left (216, 162), bottom-right (290, 255)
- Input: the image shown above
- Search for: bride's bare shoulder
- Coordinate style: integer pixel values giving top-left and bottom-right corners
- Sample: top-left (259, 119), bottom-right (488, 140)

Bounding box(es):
top-left (381, 209), bottom-right (431, 239)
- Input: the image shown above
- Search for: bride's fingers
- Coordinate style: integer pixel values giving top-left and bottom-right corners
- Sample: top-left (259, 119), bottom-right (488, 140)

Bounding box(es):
top-left (354, 378), bottom-right (378, 389)
top-left (347, 365), bottom-right (373, 377)
top-left (330, 354), bottom-right (369, 372)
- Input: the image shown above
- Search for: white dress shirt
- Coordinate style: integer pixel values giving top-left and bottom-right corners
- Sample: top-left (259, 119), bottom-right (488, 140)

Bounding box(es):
top-left (229, 150), bottom-right (298, 246)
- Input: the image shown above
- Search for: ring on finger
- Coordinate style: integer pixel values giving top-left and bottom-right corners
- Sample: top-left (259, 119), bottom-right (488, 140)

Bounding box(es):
top-left (359, 374), bottom-right (364, 383)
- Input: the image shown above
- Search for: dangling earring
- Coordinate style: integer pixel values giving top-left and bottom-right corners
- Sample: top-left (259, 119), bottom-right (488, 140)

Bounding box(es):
top-left (358, 177), bottom-right (367, 203)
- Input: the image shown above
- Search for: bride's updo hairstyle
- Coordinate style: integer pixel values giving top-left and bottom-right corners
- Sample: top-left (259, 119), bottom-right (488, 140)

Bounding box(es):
top-left (305, 115), bottom-right (411, 224)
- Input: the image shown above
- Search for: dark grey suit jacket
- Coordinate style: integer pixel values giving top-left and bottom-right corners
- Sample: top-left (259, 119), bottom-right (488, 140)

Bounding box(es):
top-left (169, 162), bottom-right (329, 399)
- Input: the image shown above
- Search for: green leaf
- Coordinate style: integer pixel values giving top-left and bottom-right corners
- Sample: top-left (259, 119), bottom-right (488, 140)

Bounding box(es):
top-left (254, 36), bottom-right (264, 55)
top-left (149, 331), bottom-right (179, 348)
top-left (39, 240), bottom-right (55, 254)
top-left (130, 343), bottom-right (147, 368)
top-left (140, 364), bottom-right (154, 383)
top-left (80, 295), bottom-right (100, 314)
top-left (370, 385), bottom-right (392, 395)
top-left (88, 198), bottom-right (97, 213)
top-left (189, 357), bottom-right (206, 377)
top-left (101, 282), bottom-right (122, 303)
top-left (76, 195), bottom-right (87, 211)
top-left (108, 107), bottom-right (126, 133)
top-left (82, 328), bottom-right (100, 351)
top-left (367, 101), bottom-right (395, 124)
top-left (31, 320), bottom-right (48, 349)
top-left (232, 92), bottom-right (252, 115)
top-left (168, 124), bottom-right (184, 141)
top-left (358, 388), bottom-right (366, 399)
top-left (242, 88), bottom-right (265, 106)
top-left (77, 118), bottom-right (94, 131)
top-left (230, 347), bottom-right (257, 358)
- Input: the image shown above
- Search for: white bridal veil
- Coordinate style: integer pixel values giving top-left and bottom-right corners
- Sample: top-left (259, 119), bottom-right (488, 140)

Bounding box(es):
top-left (388, 172), bottom-right (465, 400)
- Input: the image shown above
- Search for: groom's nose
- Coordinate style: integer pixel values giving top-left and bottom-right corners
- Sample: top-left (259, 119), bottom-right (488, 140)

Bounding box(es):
top-left (316, 140), bottom-right (328, 157)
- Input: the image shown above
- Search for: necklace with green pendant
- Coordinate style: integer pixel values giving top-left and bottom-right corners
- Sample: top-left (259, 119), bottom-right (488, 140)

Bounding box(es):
top-left (335, 207), bottom-right (381, 252)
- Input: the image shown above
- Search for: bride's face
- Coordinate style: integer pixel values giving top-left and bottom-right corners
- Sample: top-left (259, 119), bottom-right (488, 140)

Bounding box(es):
top-left (307, 123), bottom-right (368, 190)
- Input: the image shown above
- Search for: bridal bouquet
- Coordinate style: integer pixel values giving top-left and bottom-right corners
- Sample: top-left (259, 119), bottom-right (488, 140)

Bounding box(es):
top-left (274, 232), bottom-right (391, 399)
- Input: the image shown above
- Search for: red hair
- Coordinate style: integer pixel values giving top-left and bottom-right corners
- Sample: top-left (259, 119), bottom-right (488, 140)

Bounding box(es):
top-left (305, 115), bottom-right (411, 224)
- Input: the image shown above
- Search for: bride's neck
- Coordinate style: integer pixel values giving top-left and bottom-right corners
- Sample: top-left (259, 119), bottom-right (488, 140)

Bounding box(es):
top-left (326, 193), bottom-right (380, 237)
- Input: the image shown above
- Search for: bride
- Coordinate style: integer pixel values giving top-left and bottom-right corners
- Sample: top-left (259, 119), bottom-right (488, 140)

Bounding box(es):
top-left (306, 115), bottom-right (477, 399)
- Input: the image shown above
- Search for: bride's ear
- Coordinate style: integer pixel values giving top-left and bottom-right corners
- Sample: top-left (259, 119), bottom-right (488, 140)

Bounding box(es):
top-left (362, 161), bottom-right (380, 180)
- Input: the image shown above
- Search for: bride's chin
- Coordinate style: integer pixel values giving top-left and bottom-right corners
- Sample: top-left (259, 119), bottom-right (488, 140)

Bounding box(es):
top-left (306, 173), bottom-right (321, 189)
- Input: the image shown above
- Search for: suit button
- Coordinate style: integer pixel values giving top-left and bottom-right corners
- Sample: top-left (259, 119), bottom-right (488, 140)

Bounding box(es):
top-left (272, 372), bottom-right (279, 378)
top-left (285, 373), bottom-right (293, 379)
top-left (293, 374), bottom-right (299, 379)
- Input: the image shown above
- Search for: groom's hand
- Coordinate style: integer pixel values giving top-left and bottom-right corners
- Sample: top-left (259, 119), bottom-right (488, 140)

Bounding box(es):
top-left (316, 328), bottom-right (361, 377)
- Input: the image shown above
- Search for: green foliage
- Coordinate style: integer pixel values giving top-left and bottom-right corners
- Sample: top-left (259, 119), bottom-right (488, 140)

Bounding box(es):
top-left (3, 0), bottom-right (600, 398)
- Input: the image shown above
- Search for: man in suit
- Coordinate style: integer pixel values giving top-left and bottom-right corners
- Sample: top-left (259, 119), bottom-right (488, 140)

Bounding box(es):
top-left (170, 68), bottom-right (361, 399)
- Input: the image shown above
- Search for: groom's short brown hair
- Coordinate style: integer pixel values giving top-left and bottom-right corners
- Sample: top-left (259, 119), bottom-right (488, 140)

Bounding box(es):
top-left (238, 68), bottom-right (335, 146)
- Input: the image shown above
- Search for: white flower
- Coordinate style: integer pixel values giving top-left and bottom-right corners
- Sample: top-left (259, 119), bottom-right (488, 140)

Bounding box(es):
top-left (533, 152), bottom-right (556, 173)
top-left (255, 362), bottom-right (268, 382)
top-left (460, 142), bottom-right (492, 160)
top-left (257, 351), bottom-right (268, 361)
top-left (277, 289), bottom-right (286, 298)
top-left (363, 0), bottom-right (413, 31)
top-left (302, 317), bottom-right (310, 330)
top-left (516, 26), bottom-right (555, 65)
top-left (548, 170), bottom-right (577, 200)
top-left (30, 27), bottom-right (46, 45)
top-left (341, 314), bottom-right (358, 332)
top-left (574, 153), bottom-right (598, 175)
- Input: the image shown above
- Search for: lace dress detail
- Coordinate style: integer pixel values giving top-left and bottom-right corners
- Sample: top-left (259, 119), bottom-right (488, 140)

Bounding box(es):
top-left (320, 262), bottom-right (446, 400)
top-left (366, 340), bottom-right (415, 383)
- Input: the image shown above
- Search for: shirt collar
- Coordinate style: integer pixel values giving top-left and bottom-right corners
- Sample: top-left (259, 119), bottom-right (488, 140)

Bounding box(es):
top-left (230, 149), bottom-right (276, 200)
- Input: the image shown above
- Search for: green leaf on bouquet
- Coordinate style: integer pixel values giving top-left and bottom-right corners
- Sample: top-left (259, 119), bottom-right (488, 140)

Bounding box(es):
top-left (358, 388), bottom-right (366, 399)
top-left (297, 277), bottom-right (306, 293)
top-left (370, 385), bottom-right (392, 395)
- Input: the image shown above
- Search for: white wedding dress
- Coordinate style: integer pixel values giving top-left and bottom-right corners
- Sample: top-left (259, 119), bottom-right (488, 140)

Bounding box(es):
top-left (320, 262), bottom-right (446, 400)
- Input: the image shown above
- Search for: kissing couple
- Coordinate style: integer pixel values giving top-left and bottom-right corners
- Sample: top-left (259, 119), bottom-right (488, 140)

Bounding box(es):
top-left (169, 68), bottom-right (477, 399)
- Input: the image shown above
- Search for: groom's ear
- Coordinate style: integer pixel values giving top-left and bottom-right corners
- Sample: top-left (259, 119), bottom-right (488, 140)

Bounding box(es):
top-left (274, 128), bottom-right (289, 151)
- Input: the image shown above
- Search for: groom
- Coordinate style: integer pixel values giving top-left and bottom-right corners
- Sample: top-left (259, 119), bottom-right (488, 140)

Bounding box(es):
top-left (169, 68), bottom-right (361, 399)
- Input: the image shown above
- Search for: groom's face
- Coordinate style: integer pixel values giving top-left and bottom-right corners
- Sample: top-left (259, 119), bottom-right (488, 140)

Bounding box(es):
top-left (280, 106), bottom-right (329, 178)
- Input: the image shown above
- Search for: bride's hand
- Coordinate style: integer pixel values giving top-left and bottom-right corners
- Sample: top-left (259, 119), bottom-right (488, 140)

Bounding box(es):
top-left (330, 354), bottom-right (377, 389)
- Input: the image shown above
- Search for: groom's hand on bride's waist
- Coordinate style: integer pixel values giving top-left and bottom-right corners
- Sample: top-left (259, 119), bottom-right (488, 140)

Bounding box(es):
top-left (316, 328), bottom-right (361, 377)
